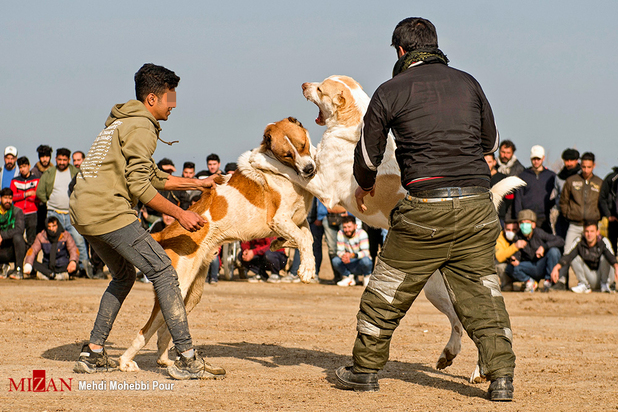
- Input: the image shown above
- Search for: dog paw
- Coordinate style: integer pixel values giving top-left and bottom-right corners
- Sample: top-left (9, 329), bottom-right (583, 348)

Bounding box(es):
top-left (157, 358), bottom-right (175, 367)
top-left (470, 365), bottom-right (487, 384)
top-left (298, 266), bottom-right (315, 283)
top-left (119, 358), bottom-right (140, 372)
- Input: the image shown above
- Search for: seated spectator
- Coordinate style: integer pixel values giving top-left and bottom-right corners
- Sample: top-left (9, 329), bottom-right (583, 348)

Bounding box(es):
top-left (10, 156), bottom-right (39, 247)
top-left (0, 188), bottom-right (26, 279)
top-left (505, 209), bottom-right (564, 292)
top-left (495, 218), bottom-right (526, 291)
top-left (333, 216), bottom-right (372, 287)
top-left (23, 216), bottom-right (78, 281)
top-left (240, 236), bottom-right (287, 283)
top-left (551, 221), bottom-right (618, 293)
top-left (196, 153), bottom-right (223, 179)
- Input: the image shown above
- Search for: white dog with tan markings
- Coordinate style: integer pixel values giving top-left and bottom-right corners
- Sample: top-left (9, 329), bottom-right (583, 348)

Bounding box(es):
top-left (118, 117), bottom-right (317, 372)
top-left (250, 75), bottom-right (525, 382)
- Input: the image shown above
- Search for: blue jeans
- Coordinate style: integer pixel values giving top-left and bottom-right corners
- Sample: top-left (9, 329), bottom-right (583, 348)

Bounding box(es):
top-left (506, 247), bottom-right (561, 282)
top-left (48, 210), bottom-right (89, 269)
top-left (331, 256), bottom-right (373, 277)
top-left (83, 220), bottom-right (193, 352)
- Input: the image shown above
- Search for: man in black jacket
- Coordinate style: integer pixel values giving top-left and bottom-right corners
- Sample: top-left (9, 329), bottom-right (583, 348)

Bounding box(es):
top-left (0, 188), bottom-right (26, 279)
top-left (599, 166), bottom-right (618, 254)
top-left (336, 17), bottom-right (515, 401)
top-left (504, 210), bottom-right (564, 292)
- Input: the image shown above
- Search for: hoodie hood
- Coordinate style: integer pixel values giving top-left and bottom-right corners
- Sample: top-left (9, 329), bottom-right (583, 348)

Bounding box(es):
top-left (106, 100), bottom-right (161, 133)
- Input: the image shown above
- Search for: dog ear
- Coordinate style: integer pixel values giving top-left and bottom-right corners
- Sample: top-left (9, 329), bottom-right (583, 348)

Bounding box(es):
top-left (333, 91), bottom-right (346, 107)
top-left (260, 131), bottom-right (272, 152)
top-left (287, 117), bottom-right (304, 128)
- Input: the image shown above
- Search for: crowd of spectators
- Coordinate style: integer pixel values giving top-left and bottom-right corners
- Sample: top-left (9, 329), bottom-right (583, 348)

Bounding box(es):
top-left (1, 140), bottom-right (617, 295)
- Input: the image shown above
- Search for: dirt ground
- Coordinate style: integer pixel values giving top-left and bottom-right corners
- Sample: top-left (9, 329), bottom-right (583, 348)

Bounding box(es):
top-left (1, 269), bottom-right (617, 412)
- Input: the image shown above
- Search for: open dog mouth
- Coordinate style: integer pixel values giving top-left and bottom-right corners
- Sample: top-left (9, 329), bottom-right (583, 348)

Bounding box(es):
top-left (315, 108), bottom-right (326, 126)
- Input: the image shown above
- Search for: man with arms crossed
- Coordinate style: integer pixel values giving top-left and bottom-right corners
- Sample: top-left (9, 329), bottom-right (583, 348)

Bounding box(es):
top-left (70, 63), bottom-right (225, 380)
top-left (335, 18), bottom-right (515, 401)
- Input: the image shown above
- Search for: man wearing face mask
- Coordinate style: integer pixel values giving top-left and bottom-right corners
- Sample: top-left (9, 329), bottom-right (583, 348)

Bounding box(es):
top-left (495, 219), bottom-right (525, 291)
top-left (505, 209), bottom-right (564, 292)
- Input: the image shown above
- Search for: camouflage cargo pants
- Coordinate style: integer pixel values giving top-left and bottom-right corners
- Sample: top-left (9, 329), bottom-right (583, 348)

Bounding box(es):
top-left (353, 192), bottom-right (516, 380)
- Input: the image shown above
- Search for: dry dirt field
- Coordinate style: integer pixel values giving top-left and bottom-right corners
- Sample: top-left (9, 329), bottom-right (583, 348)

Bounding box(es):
top-left (1, 275), bottom-right (617, 412)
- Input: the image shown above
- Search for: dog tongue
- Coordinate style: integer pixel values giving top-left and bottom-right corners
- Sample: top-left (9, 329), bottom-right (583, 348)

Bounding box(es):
top-left (315, 110), bottom-right (325, 125)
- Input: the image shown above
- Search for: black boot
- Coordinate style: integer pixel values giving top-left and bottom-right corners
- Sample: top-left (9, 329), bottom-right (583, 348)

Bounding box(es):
top-left (488, 376), bottom-right (514, 401)
top-left (335, 366), bottom-right (379, 392)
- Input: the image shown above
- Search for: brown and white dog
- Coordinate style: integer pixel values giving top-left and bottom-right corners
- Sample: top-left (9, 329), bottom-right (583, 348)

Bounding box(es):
top-left (249, 75), bottom-right (525, 382)
top-left (118, 117), bottom-right (317, 372)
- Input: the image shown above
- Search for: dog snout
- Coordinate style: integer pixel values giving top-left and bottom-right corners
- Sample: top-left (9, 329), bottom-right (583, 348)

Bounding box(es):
top-left (303, 163), bottom-right (316, 177)
top-left (302, 82), bottom-right (310, 91)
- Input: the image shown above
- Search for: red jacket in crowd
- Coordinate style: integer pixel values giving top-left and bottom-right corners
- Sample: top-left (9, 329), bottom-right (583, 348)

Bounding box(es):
top-left (10, 174), bottom-right (40, 215)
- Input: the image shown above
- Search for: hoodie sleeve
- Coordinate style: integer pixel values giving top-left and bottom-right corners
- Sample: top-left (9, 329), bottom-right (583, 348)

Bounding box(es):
top-left (121, 127), bottom-right (169, 204)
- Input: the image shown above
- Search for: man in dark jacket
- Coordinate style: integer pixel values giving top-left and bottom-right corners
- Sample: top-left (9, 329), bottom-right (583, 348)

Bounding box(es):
top-left (559, 152), bottom-right (603, 252)
top-left (513, 145), bottom-right (556, 234)
top-left (505, 210), bottom-right (564, 292)
top-left (599, 166), bottom-right (618, 254)
top-left (555, 148), bottom-right (581, 239)
top-left (0, 188), bottom-right (26, 279)
top-left (551, 221), bottom-right (618, 293)
top-left (496, 140), bottom-right (525, 177)
top-left (337, 17), bottom-right (515, 401)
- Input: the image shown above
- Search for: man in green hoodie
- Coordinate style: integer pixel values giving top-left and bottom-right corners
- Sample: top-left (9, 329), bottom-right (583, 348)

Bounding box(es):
top-left (70, 63), bottom-right (225, 380)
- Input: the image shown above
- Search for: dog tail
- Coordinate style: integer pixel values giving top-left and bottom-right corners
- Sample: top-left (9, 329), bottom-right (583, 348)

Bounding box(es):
top-left (489, 176), bottom-right (526, 210)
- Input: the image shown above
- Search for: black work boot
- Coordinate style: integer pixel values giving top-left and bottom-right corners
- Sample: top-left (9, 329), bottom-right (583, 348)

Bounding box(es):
top-left (488, 376), bottom-right (514, 401)
top-left (167, 348), bottom-right (226, 380)
top-left (74, 344), bottom-right (118, 373)
top-left (335, 366), bottom-right (379, 392)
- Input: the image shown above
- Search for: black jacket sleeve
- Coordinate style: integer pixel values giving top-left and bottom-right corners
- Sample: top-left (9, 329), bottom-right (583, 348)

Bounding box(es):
top-left (0, 207), bottom-right (25, 240)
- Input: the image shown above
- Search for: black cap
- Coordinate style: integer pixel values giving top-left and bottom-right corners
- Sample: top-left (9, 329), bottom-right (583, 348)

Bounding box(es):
top-left (561, 148), bottom-right (580, 161)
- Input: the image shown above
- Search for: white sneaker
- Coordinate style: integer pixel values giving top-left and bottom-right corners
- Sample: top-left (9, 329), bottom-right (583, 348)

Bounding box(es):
top-left (266, 274), bottom-right (281, 283)
top-left (600, 283), bottom-right (612, 293)
top-left (363, 275), bottom-right (371, 287)
top-left (571, 283), bottom-right (591, 294)
top-left (524, 279), bottom-right (537, 293)
top-left (54, 272), bottom-right (69, 281)
top-left (337, 275), bottom-right (356, 287)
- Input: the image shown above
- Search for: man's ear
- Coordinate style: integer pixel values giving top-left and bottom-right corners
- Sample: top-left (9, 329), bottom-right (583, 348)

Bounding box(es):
top-left (146, 93), bottom-right (158, 107)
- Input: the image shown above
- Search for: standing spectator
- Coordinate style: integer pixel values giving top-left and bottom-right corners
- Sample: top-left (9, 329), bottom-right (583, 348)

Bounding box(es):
top-left (72, 151), bottom-right (86, 168)
top-left (0, 188), bottom-right (26, 279)
top-left (10, 156), bottom-right (39, 246)
top-left (496, 140), bottom-right (525, 177)
top-left (559, 152), bottom-right (602, 253)
top-left (240, 236), bottom-right (287, 283)
top-left (551, 221), bottom-right (618, 293)
top-left (485, 153), bottom-right (509, 224)
top-left (23, 216), bottom-right (78, 280)
top-left (157, 158), bottom-right (190, 210)
top-left (182, 162), bottom-right (202, 202)
top-left (504, 210), bottom-right (564, 292)
top-left (196, 153), bottom-right (223, 178)
top-left (1, 146), bottom-right (19, 189)
top-left (30, 145), bottom-right (53, 233)
top-left (36, 147), bottom-right (92, 278)
top-left (554, 148), bottom-right (581, 239)
top-left (323, 205), bottom-right (348, 283)
top-left (513, 145), bottom-right (556, 234)
top-left (307, 197), bottom-right (327, 282)
top-left (599, 165), bottom-right (618, 255)
top-left (333, 216), bottom-right (372, 287)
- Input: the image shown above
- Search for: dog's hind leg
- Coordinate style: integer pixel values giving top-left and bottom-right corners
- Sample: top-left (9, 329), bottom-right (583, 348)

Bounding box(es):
top-left (156, 263), bottom-right (209, 366)
top-left (119, 299), bottom-right (167, 372)
top-left (423, 270), bottom-right (464, 371)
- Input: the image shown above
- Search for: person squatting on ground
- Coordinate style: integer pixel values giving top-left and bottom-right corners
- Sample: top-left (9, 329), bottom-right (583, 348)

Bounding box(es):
top-left (495, 218), bottom-right (524, 291)
top-left (23, 216), bottom-right (78, 280)
top-left (332, 215), bottom-right (372, 287)
top-left (551, 221), bottom-right (618, 294)
top-left (70, 63), bottom-right (225, 380)
top-left (240, 236), bottom-right (288, 283)
top-left (504, 209), bottom-right (564, 292)
top-left (0, 187), bottom-right (26, 279)
top-left (334, 17), bottom-right (516, 401)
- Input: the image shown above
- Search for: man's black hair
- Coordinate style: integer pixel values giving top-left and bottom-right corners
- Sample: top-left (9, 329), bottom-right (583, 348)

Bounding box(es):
top-left (36, 145), bottom-right (53, 158)
top-left (0, 188), bottom-right (13, 197)
top-left (46, 215), bottom-right (60, 226)
top-left (561, 148), bottom-right (580, 161)
top-left (391, 17), bottom-right (438, 51)
top-left (183, 161), bottom-right (195, 170)
top-left (583, 220), bottom-right (599, 229)
top-left (224, 162), bottom-right (237, 173)
top-left (341, 215), bottom-right (356, 225)
top-left (157, 158), bottom-right (175, 169)
top-left (134, 63), bottom-right (180, 103)
top-left (206, 153), bottom-right (220, 163)
top-left (581, 152), bottom-right (595, 162)
top-left (500, 140), bottom-right (516, 151)
top-left (17, 156), bottom-right (30, 167)
top-left (56, 148), bottom-right (71, 158)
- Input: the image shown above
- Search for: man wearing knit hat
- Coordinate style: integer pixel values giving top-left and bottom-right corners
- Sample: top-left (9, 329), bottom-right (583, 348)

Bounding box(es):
top-left (513, 145), bottom-right (556, 234)
top-left (555, 148), bottom-right (581, 239)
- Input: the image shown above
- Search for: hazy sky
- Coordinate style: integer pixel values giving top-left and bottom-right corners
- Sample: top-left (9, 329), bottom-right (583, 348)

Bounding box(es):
top-left (3, 1), bottom-right (617, 176)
